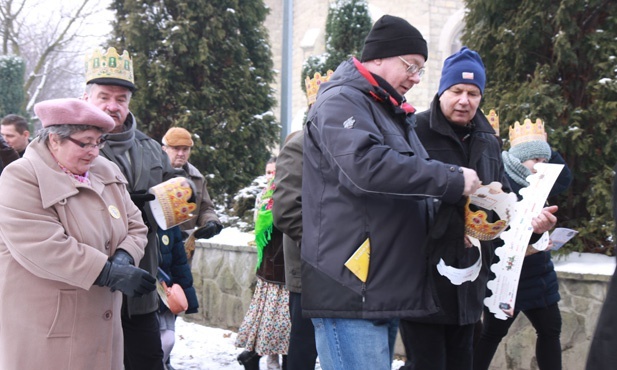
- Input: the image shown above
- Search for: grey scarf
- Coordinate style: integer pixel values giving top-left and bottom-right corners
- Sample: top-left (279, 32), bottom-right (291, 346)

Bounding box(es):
top-left (101, 115), bottom-right (136, 187)
top-left (502, 150), bottom-right (531, 187)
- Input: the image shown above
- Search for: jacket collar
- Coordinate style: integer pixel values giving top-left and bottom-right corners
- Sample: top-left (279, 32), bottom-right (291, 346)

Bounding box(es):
top-left (24, 140), bottom-right (112, 208)
top-left (352, 57), bottom-right (416, 114)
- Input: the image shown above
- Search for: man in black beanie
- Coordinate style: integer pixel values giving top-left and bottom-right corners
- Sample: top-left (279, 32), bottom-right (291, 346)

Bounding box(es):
top-left (301, 15), bottom-right (482, 370)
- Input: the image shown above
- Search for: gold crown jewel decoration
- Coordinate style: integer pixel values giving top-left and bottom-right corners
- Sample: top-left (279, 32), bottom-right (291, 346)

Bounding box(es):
top-left (464, 182), bottom-right (516, 241)
top-left (149, 177), bottom-right (197, 230)
top-left (487, 109), bottom-right (499, 136)
top-left (85, 47), bottom-right (135, 89)
top-left (305, 70), bottom-right (334, 106)
top-left (508, 118), bottom-right (547, 147)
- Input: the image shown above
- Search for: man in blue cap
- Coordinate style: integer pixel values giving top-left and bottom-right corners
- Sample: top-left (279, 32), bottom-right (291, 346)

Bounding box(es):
top-left (399, 47), bottom-right (558, 370)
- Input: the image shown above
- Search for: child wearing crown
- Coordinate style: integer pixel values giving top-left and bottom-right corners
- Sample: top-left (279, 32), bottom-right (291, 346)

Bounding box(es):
top-left (474, 118), bottom-right (572, 370)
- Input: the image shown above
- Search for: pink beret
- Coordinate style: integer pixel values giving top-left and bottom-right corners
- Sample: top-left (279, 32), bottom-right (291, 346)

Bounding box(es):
top-left (34, 98), bottom-right (115, 133)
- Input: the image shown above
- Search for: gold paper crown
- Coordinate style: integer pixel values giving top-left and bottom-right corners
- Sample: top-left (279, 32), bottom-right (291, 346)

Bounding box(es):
top-left (149, 177), bottom-right (196, 229)
top-left (305, 70), bottom-right (334, 106)
top-left (85, 47), bottom-right (135, 90)
top-left (465, 198), bottom-right (509, 241)
top-left (487, 109), bottom-right (499, 136)
top-left (508, 118), bottom-right (547, 147)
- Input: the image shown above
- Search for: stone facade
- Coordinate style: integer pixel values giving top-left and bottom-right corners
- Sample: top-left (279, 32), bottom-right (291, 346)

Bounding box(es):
top-left (262, 0), bottom-right (467, 133)
top-left (188, 240), bottom-right (610, 369)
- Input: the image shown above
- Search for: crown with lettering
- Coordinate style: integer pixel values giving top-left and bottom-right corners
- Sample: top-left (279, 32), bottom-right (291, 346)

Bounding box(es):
top-left (508, 118), bottom-right (547, 147)
top-left (305, 70), bottom-right (334, 106)
top-left (85, 47), bottom-right (135, 91)
top-left (486, 109), bottom-right (499, 136)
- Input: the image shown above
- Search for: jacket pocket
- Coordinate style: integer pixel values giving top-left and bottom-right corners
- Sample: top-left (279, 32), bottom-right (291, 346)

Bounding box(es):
top-left (47, 289), bottom-right (77, 338)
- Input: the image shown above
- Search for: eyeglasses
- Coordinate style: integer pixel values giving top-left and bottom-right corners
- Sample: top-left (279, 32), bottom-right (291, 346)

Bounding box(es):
top-left (398, 56), bottom-right (425, 77)
top-left (66, 136), bottom-right (106, 150)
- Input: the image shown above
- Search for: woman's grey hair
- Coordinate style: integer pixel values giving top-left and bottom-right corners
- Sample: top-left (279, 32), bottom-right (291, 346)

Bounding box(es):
top-left (37, 124), bottom-right (105, 143)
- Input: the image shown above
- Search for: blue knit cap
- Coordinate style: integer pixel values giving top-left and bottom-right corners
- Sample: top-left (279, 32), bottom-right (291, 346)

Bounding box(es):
top-left (438, 47), bottom-right (486, 96)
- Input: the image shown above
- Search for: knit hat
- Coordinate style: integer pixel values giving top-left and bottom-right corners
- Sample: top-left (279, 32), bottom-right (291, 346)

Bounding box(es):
top-left (34, 98), bottom-right (115, 133)
top-left (438, 47), bottom-right (486, 96)
top-left (361, 15), bottom-right (428, 62)
top-left (163, 127), bottom-right (194, 147)
top-left (509, 139), bottom-right (551, 163)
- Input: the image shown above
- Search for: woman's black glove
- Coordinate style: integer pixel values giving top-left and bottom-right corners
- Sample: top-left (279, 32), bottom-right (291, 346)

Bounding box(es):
top-left (94, 261), bottom-right (156, 297)
top-left (109, 249), bottom-right (134, 266)
top-left (194, 221), bottom-right (223, 239)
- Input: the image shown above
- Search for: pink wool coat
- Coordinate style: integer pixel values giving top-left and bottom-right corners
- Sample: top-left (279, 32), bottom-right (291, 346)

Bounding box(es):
top-left (0, 139), bottom-right (148, 370)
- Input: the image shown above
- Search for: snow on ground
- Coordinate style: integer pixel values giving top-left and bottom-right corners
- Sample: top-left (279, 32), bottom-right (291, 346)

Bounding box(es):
top-left (171, 316), bottom-right (405, 369)
top-left (168, 228), bottom-right (615, 369)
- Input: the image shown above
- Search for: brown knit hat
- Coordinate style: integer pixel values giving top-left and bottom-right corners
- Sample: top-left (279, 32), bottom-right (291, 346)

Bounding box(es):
top-left (163, 127), bottom-right (194, 147)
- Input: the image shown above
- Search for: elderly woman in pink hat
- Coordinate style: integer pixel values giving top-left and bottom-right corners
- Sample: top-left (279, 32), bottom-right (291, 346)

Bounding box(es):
top-left (0, 98), bottom-right (155, 370)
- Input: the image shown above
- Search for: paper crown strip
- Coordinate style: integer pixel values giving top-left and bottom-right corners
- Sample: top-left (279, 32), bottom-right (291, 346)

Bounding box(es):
top-left (149, 177), bottom-right (196, 230)
top-left (305, 70), bottom-right (334, 106)
top-left (487, 109), bottom-right (499, 136)
top-left (85, 47), bottom-right (135, 91)
top-left (508, 118), bottom-right (547, 147)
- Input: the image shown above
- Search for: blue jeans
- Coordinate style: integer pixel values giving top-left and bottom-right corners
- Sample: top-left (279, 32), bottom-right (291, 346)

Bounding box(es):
top-left (311, 317), bottom-right (399, 370)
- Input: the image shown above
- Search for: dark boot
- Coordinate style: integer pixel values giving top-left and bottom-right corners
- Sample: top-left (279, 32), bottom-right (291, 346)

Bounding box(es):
top-left (237, 350), bottom-right (261, 370)
top-left (282, 355), bottom-right (287, 370)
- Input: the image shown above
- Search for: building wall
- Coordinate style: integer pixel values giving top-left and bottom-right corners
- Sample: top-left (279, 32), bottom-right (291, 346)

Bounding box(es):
top-left (263, 0), bottom-right (466, 135)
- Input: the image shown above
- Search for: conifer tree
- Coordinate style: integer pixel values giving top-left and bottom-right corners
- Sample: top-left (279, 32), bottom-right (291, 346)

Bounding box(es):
top-left (0, 55), bottom-right (25, 117)
top-left (301, 0), bottom-right (372, 93)
top-left (108, 0), bottom-right (279, 199)
top-left (463, 0), bottom-right (617, 253)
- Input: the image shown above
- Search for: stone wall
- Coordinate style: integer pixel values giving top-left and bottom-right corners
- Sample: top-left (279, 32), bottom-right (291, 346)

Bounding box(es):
top-left (188, 240), bottom-right (611, 369)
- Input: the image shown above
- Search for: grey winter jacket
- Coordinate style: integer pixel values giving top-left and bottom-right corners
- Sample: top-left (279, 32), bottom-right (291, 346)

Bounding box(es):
top-left (301, 58), bottom-right (467, 319)
top-left (100, 112), bottom-right (178, 316)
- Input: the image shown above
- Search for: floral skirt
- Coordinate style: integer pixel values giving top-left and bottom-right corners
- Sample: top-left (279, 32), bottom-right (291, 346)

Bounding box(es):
top-left (235, 278), bottom-right (290, 355)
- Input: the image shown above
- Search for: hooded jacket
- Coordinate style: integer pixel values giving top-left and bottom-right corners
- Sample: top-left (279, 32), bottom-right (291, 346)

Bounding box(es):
top-left (301, 58), bottom-right (466, 319)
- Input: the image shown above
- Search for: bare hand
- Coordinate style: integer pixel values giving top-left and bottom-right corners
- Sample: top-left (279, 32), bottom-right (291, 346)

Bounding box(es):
top-left (531, 205), bottom-right (558, 234)
top-left (461, 167), bottom-right (481, 196)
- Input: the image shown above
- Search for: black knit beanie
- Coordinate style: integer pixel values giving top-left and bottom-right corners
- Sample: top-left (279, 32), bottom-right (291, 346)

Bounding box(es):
top-left (361, 15), bottom-right (428, 62)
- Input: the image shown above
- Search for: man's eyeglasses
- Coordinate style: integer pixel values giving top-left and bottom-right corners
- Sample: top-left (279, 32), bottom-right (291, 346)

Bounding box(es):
top-left (66, 136), bottom-right (106, 150)
top-left (398, 56), bottom-right (425, 77)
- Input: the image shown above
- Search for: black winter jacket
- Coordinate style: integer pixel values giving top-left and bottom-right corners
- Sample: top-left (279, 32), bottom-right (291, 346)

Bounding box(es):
top-left (411, 96), bottom-right (510, 325)
top-left (301, 58), bottom-right (467, 320)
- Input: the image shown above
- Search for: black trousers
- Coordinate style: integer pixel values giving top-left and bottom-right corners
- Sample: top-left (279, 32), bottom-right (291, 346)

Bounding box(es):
top-left (122, 311), bottom-right (165, 370)
top-left (399, 320), bottom-right (475, 370)
top-left (287, 292), bottom-right (318, 370)
top-left (474, 303), bottom-right (562, 370)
